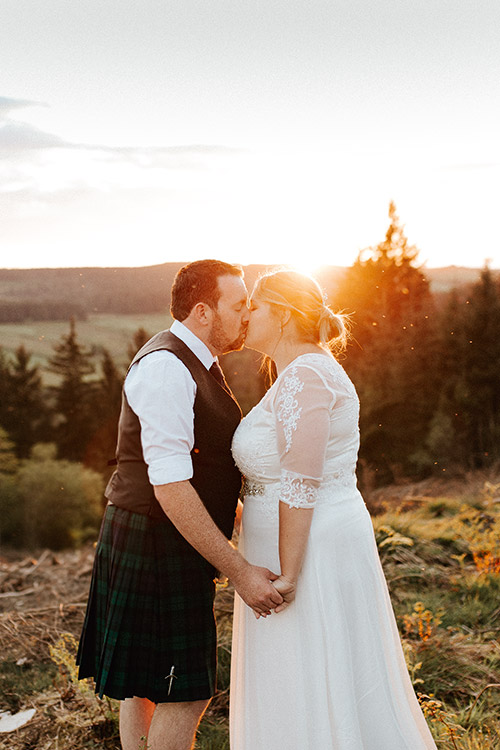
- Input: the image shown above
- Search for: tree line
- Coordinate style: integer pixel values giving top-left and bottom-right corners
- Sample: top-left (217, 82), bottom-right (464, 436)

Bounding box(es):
top-left (0, 327), bottom-right (150, 548)
top-left (333, 203), bottom-right (500, 485)
top-left (1, 203), bottom-right (499, 547)
top-left (0, 326), bottom-right (152, 469)
top-left (0, 300), bottom-right (88, 323)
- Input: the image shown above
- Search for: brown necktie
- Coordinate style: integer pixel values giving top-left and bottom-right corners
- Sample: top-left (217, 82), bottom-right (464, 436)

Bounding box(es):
top-left (209, 361), bottom-right (231, 394)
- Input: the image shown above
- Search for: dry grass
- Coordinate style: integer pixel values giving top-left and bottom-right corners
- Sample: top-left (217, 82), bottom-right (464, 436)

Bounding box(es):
top-left (2, 472), bottom-right (500, 748)
top-left (0, 548), bottom-right (234, 749)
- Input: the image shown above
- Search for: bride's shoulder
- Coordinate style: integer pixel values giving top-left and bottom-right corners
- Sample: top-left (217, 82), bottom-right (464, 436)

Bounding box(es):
top-left (281, 353), bottom-right (355, 394)
top-left (288, 352), bottom-right (344, 377)
top-left (293, 352), bottom-right (339, 367)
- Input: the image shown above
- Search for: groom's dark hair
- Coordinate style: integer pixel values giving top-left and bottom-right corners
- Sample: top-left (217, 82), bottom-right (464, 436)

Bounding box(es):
top-left (170, 259), bottom-right (243, 321)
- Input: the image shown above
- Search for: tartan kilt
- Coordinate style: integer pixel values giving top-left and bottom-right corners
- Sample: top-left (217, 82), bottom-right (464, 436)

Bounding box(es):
top-left (76, 504), bottom-right (217, 702)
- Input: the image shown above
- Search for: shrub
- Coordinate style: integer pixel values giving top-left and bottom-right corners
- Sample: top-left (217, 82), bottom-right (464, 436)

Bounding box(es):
top-left (17, 446), bottom-right (104, 549)
top-left (452, 500), bottom-right (500, 575)
top-left (0, 473), bottom-right (23, 545)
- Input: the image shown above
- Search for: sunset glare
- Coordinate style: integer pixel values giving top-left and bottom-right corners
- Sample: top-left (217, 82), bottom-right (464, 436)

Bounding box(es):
top-left (1, 1), bottom-right (499, 271)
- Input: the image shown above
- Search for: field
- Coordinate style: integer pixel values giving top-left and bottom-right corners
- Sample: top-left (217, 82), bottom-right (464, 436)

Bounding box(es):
top-left (0, 313), bottom-right (171, 382)
top-left (1, 471), bottom-right (500, 749)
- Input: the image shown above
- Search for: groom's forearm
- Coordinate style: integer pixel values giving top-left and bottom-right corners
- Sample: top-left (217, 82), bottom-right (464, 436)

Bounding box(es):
top-left (155, 480), bottom-right (245, 578)
top-left (154, 480), bottom-right (282, 612)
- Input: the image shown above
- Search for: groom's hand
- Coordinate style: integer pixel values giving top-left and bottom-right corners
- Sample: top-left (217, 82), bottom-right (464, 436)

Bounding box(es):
top-left (231, 563), bottom-right (283, 617)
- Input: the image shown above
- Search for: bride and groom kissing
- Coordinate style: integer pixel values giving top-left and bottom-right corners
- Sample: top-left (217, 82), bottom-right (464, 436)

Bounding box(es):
top-left (77, 259), bottom-right (437, 750)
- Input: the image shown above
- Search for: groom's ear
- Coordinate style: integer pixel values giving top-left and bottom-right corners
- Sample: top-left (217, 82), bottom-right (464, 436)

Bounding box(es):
top-left (191, 301), bottom-right (212, 328)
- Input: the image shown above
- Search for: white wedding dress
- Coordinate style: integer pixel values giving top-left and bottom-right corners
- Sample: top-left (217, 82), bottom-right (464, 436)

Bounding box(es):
top-left (230, 353), bottom-right (436, 750)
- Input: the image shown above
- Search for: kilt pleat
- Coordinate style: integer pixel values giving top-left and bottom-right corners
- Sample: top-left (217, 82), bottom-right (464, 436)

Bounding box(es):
top-left (77, 505), bottom-right (217, 702)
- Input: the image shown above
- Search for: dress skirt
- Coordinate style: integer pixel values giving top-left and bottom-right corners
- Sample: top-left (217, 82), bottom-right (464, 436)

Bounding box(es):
top-left (230, 483), bottom-right (437, 750)
top-left (77, 504), bottom-right (217, 702)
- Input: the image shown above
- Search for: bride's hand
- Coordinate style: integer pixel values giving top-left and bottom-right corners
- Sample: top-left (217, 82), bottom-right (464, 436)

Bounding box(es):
top-left (272, 575), bottom-right (297, 613)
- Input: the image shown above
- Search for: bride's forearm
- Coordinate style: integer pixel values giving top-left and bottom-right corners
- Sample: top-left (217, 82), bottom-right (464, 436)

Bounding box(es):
top-left (278, 502), bottom-right (314, 582)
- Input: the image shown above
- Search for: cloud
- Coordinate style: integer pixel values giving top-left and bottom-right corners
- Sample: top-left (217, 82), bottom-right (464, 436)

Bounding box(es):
top-left (0, 120), bottom-right (66, 151)
top-left (0, 99), bottom-right (242, 166)
top-left (0, 96), bottom-right (44, 118)
top-left (74, 142), bottom-right (245, 174)
top-left (0, 94), bottom-right (248, 253)
top-left (0, 97), bottom-right (66, 156)
top-left (0, 117), bottom-right (227, 159)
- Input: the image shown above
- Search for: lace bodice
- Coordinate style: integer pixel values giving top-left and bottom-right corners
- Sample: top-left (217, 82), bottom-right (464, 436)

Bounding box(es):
top-left (231, 353), bottom-right (360, 516)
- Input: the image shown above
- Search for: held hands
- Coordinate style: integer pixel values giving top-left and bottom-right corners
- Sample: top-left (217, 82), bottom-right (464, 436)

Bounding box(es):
top-left (232, 563), bottom-right (283, 618)
top-left (270, 575), bottom-right (297, 614)
top-left (253, 574), bottom-right (297, 619)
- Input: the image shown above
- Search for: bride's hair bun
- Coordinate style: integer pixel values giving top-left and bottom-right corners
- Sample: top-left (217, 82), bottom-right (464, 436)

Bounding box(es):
top-left (318, 305), bottom-right (347, 348)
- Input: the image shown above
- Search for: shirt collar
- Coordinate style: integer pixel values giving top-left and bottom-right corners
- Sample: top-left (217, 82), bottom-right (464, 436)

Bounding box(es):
top-left (170, 320), bottom-right (216, 371)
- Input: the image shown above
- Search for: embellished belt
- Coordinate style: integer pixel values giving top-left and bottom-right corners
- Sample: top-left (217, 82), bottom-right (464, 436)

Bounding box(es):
top-left (242, 468), bottom-right (356, 497)
top-left (242, 479), bottom-right (266, 496)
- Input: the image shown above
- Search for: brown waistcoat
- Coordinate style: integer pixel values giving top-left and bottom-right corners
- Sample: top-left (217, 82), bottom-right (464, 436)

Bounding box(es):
top-left (105, 330), bottom-right (242, 539)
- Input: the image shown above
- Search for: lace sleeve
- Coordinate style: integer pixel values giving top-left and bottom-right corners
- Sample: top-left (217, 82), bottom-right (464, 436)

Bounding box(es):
top-left (274, 363), bottom-right (334, 509)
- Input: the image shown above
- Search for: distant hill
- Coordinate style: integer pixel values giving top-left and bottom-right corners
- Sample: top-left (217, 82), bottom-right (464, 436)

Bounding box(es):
top-left (0, 263), bottom-right (490, 323)
top-left (420, 265), bottom-right (488, 293)
top-left (0, 264), bottom-right (184, 320)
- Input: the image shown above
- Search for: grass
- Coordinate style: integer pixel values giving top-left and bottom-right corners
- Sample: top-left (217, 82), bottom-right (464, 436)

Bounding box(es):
top-left (371, 482), bottom-right (500, 748)
top-left (1, 480), bottom-right (500, 748)
top-left (0, 660), bottom-right (58, 713)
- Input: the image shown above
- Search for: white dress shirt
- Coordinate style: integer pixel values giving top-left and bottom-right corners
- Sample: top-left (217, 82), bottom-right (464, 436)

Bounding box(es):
top-left (124, 319), bottom-right (217, 486)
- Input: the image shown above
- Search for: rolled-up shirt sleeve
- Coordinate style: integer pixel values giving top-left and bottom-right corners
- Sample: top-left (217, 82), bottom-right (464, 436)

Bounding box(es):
top-left (124, 350), bottom-right (197, 486)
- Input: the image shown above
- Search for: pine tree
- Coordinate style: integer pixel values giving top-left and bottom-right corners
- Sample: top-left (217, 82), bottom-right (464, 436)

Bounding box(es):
top-left (0, 349), bottom-right (10, 433)
top-left (0, 426), bottom-right (19, 475)
top-left (334, 202), bottom-right (438, 483)
top-left (127, 327), bottom-right (151, 361)
top-left (459, 266), bottom-right (500, 465)
top-left (47, 318), bottom-right (98, 461)
top-left (0, 426), bottom-right (21, 545)
top-left (420, 290), bottom-right (469, 471)
top-left (84, 348), bottom-right (124, 475)
top-left (1, 345), bottom-right (47, 458)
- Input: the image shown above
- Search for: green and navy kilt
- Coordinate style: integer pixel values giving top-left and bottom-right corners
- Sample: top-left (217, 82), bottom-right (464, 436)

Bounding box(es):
top-left (76, 504), bottom-right (217, 703)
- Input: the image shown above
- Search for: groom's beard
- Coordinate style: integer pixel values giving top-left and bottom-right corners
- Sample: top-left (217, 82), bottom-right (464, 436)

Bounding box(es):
top-left (209, 312), bottom-right (247, 354)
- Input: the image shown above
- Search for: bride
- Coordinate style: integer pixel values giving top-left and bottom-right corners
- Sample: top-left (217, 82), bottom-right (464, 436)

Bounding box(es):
top-left (229, 269), bottom-right (437, 749)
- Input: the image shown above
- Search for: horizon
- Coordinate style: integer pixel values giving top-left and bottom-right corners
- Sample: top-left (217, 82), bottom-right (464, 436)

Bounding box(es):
top-left (0, 260), bottom-right (498, 273)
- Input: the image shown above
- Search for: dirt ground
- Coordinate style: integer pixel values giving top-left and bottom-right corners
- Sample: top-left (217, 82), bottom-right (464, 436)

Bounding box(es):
top-left (0, 544), bottom-right (234, 749)
top-left (0, 545), bottom-right (105, 749)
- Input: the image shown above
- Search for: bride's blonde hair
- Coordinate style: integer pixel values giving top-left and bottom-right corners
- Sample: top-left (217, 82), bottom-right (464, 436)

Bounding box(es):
top-left (252, 269), bottom-right (348, 353)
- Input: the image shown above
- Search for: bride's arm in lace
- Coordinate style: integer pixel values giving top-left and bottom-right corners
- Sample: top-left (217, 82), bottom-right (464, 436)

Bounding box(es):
top-left (272, 364), bottom-right (334, 612)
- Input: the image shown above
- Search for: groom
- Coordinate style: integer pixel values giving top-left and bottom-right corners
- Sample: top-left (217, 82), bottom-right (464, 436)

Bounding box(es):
top-left (77, 259), bottom-right (282, 750)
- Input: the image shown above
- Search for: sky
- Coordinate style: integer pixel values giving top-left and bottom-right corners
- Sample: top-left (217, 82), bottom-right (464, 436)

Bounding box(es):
top-left (1, 0), bottom-right (499, 271)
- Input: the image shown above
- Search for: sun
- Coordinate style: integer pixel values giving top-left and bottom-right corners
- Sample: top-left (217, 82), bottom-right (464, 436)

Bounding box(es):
top-left (278, 252), bottom-right (330, 280)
